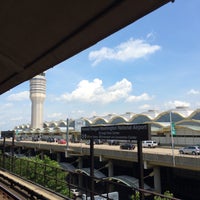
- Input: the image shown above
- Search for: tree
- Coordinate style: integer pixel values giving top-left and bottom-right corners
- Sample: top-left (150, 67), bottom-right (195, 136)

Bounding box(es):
top-left (131, 190), bottom-right (174, 200)
top-left (154, 191), bottom-right (174, 200)
top-left (2, 153), bottom-right (72, 197)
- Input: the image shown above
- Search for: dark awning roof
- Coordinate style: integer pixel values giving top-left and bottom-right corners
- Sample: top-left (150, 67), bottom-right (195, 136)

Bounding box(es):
top-left (76, 168), bottom-right (106, 179)
top-left (59, 162), bottom-right (76, 172)
top-left (105, 175), bottom-right (153, 190)
top-left (0, 0), bottom-right (174, 94)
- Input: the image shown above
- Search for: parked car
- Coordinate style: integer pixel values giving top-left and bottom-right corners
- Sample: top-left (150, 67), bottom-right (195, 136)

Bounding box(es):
top-left (108, 140), bottom-right (120, 145)
top-left (179, 146), bottom-right (200, 155)
top-left (85, 140), bottom-right (91, 145)
top-left (142, 140), bottom-right (158, 148)
top-left (32, 136), bottom-right (39, 141)
top-left (70, 188), bottom-right (81, 197)
top-left (94, 139), bottom-right (103, 144)
top-left (47, 137), bottom-right (55, 142)
top-left (57, 139), bottom-right (67, 144)
top-left (120, 143), bottom-right (135, 150)
top-left (16, 136), bottom-right (25, 141)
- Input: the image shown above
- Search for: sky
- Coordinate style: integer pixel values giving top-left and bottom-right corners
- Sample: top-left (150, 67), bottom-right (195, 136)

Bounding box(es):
top-left (1, 0), bottom-right (200, 131)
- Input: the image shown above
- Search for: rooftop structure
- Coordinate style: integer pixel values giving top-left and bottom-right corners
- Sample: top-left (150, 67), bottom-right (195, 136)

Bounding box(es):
top-left (15, 107), bottom-right (200, 136)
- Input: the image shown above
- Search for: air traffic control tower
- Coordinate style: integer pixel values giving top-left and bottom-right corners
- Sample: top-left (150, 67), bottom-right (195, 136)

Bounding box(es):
top-left (30, 72), bottom-right (46, 129)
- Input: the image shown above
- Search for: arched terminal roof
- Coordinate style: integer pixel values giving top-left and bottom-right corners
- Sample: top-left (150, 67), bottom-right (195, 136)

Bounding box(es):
top-left (16, 107), bottom-right (200, 133)
top-left (190, 109), bottom-right (200, 120)
top-left (129, 114), bottom-right (152, 124)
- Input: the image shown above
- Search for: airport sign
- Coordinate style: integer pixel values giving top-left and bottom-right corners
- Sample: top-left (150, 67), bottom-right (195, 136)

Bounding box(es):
top-left (81, 124), bottom-right (150, 141)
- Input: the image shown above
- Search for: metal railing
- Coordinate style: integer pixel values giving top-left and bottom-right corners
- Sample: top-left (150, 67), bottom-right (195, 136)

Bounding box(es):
top-left (0, 152), bottom-right (181, 200)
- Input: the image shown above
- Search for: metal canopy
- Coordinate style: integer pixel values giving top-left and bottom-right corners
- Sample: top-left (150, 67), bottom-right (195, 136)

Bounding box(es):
top-left (76, 168), bottom-right (106, 179)
top-left (0, 0), bottom-right (173, 94)
top-left (59, 162), bottom-right (76, 172)
top-left (105, 175), bottom-right (152, 190)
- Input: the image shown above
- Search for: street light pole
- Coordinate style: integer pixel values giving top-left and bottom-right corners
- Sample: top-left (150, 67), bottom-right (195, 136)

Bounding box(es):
top-left (65, 118), bottom-right (69, 157)
top-left (137, 140), bottom-right (144, 200)
top-left (170, 111), bottom-right (175, 166)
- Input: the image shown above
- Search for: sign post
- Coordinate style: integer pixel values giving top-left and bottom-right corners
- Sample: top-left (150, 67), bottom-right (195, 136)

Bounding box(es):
top-left (81, 124), bottom-right (150, 200)
top-left (1, 130), bottom-right (15, 170)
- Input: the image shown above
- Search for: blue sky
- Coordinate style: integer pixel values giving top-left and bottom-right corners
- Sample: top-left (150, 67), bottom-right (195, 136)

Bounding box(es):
top-left (1, 0), bottom-right (200, 130)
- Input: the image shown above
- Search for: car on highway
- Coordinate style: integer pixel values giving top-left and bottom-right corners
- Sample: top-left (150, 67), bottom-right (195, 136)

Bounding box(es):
top-left (57, 139), bottom-right (67, 144)
top-left (108, 140), bottom-right (120, 145)
top-left (47, 137), bottom-right (55, 142)
top-left (32, 136), bottom-right (39, 141)
top-left (179, 145), bottom-right (200, 155)
top-left (142, 140), bottom-right (158, 148)
top-left (94, 139), bottom-right (104, 144)
top-left (120, 143), bottom-right (135, 150)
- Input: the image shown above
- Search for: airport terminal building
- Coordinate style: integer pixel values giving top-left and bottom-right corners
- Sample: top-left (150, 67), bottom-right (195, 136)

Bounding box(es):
top-left (15, 106), bottom-right (200, 146)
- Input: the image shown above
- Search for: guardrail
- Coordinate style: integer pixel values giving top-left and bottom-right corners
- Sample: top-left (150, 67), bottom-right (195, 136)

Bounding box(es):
top-left (0, 152), bottom-right (181, 200)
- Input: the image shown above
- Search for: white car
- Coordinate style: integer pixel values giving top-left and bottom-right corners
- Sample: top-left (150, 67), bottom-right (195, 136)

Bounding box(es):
top-left (142, 140), bottom-right (158, 148)
top-left (70, 188), bottom-right (81, 197)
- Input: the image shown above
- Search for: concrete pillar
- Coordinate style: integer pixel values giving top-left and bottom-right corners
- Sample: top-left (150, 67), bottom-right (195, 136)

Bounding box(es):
top-left (108, 160), bottom-right (114, 192)
top-left (40, 151), bottom-right (44, 160)
top-left (153, 166), bottom-right (161, 193)
top-left (108, 160), bottom-right (113, 177)
top-left (56, 152), bottom-right (61, 162)
top-left (78, 157), bottom-right (83, 188)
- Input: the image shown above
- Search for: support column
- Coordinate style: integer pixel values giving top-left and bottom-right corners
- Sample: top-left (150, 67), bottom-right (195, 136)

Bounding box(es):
top-left (108, 160), bottom-right (113, 177)
top-left (108, 160), bottom-right (114, 192)
top-left (40, 151), bottom-right (44, 160)
top-left (78, 157), bottom-right (83, 188)
top-left (56, 152), bottom-right (61, 162)
top-left (153, 166), bottom-right (161, 193)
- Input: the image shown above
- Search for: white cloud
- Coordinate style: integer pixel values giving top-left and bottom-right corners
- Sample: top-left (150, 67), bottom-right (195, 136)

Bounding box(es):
top-left (57, 78), bottom-right (132, 104)
top-left (126, 93), bottom-right (153, 102)
top-left (47, 112), bottom-right (63, 119)
top-left (56, 78), bottom-right (154, 106)
top-left (88, 37), bottom-right (161, 66)
top-left (165, 100), bottom-right (190, 108)
top-left (146, 32), bottom-right (153, 39)
top-left (187, 89), bottom-right (200, 95)
top-left (139, 104), bottom-right (151, 110)
top-left (0, 103), bottom-right (13, 111)
top-left (7, 91), bottom-right (29, 101)
top-left (10, 117), bottom-right (24, 121)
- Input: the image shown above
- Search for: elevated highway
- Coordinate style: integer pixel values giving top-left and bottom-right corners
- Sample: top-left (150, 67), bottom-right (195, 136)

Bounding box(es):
top-left (1, 140), bottom-right (200, 172)
top-left (1, 139), bottom-right (200, 199)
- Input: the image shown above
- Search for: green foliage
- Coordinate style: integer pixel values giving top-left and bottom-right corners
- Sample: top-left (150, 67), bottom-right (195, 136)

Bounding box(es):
top-left (131, 190), bottom-right (174, 200)
top-left (2, 154), bottom-right (72, 197)
top-left (154, 190), bottom-right (174, 200)
top-left (131, 191), bottom-right (140, 200)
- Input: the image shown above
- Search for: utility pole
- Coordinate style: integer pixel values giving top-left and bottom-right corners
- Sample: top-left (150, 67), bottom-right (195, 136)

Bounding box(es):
top-left (170, 111), bottom-right (176, 166)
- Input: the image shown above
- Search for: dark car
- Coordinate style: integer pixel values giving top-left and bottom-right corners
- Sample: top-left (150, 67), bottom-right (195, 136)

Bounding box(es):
top-left (47, 137), bottom-right (55, 142)
top-left (108, 140), bottom-right (120, 145)
top-left (94, 139), bottom-right (103, 144)
top-left (120, 143), bottom-right (135, 150)
top-left (32, 136), bottom-right (39, 141)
